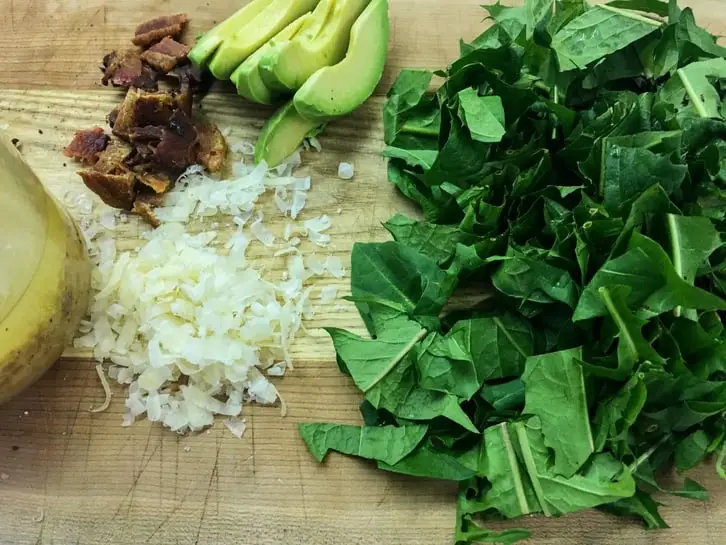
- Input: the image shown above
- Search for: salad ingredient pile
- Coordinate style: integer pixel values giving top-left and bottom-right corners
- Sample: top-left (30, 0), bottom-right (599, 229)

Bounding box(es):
top-left (189, 0), bottom-right (389, 166)
top-left (301, 0), bottom-right (726, 542)
top-left (64, 14), bottom-right (227, 227)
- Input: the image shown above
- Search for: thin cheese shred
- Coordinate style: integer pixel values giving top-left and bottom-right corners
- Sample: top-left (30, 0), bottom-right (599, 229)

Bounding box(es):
top-left (89, 364), bottom-right (112, 413)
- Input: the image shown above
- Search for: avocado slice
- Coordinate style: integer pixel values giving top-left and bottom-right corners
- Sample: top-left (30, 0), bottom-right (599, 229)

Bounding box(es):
top-left (207, 0), bottom-right (321, 80)
top-left (258, 0), bottom-right (372, 93)
top-left (294, 0), bottom-right (389, 121)
top-left (255, 101), bottom-right (323, 167)
top-left (189, 0), bottom-right (273, 69)
top-left (230, 14), bottom-right (313, 105)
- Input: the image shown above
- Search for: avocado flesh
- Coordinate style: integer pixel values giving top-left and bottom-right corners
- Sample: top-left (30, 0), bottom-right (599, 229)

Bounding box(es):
top-left (208, 0), bottom-right (321, 80)
top-left (189, 0), bottom-right (273, 69)
top-left (294, 0), bottom-right (388, 121)
top-left (259, 0), bottom-right (372, 93)
top-left (230, 14), bottom-right (312, 105)
top-left (255, 101), bottom-right (322, 167)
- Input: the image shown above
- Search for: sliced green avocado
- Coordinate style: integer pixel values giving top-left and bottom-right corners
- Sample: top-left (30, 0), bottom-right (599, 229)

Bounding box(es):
top-left (207, 0), bottom-right (321, 80)
top-left (189, 0), bottom-right (273, 69)
top-left (230, 14), bottom-right (312, 105)
top-left (294, 0), bottom-right (389, 121)
top-left (255, 101), bottom-right (323, 167)
top-left (258, 0), bottom-right (372, 93)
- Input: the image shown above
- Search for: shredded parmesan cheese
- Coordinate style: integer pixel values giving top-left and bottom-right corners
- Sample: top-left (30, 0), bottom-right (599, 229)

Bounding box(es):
top-left (89, 364), bottom-right (112, 413)
top-left (73, 153), bottom-right (342, 434)
top-left (32, 507), bottom-right (44, 523)
top-left (338, 162), bottom-right (354, 180)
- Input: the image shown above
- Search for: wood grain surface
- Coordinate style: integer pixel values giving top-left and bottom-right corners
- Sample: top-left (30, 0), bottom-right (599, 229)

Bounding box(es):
top-left (1, 1), bottom-right (726, 544)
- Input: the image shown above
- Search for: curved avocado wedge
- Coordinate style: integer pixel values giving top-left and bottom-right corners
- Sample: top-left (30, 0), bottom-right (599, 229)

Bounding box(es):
top-left (294, 0), bottom-right (389, 121)
top-left (207, 0), bottom-right (321, 80)
top-left (258, 0), bottom-right (372, 93)
top-left (255, 101), bottom-right (323, 167)
top-left (230, 14), bottom-right (312, 105)
top-left (189, 0), bottom-right (273, 69)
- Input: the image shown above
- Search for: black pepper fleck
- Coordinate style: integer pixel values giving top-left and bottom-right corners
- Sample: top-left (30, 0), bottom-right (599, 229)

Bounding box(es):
top-left (11, 446), bottom-right (18, 451)
top-left (38, 129), bottom-right (44, 135)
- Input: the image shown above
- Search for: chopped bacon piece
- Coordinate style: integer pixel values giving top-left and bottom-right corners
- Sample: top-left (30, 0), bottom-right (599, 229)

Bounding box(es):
top-left (102, 50), bottom-right (158, 91)
top-left (78, 170), bottom-right (136, 210)
top-left (94, 140), bottom-right (134, 175)
top-left (108, 108), bottom-right (119, 128)
top-left (154, 110), bottom-right (198, 171)
top-left (168, 64), bottom-right (204, 116)
top-left (140, 37), bottom-right (190, 73)
top-left (133, 194), bottom-right (165, 228)
top-left (64, 128), bottom-right (109, 165)
top-left (134, 170), bottom-right (172, 194)
top-left (132, 13), bottom-right (189, 48)
top-left (129, 125), bottom-right (164, 142)
top-left (195, 122), bottom-right (228, 173)
top-left (113, 89), bottom-right (176, 139)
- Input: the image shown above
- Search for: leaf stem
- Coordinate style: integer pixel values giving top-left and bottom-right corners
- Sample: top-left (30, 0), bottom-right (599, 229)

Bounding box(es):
top-left (600, 5), bottom-right (666, 27)
top-left (629, 434), bottom-right (671, 474)
top-left (717, 441), bottom-right (726, 480)
top-left (514, 422), bottom-right (552, 517)
top-left (361, 328), bottom-right (429, 393)
top-left (499, 423), bottom-right (532, 515)
top-left (666, 213), bottom-right (684, 317)
top-left (599, 287), bottom-right (638, 358)
top-left (677, 68), bottom-right (709, 118)
top-left (400, 122), bottom-right (439, 137)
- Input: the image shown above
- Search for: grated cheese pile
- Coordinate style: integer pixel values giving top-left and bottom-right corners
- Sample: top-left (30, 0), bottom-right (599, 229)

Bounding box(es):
top-left (73, 151), bottom-right (344, 433)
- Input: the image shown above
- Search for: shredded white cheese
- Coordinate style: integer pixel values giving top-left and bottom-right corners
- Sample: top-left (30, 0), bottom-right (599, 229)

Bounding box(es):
top-left (73, 153), bottom-right (343, 434)
top-left (338, 162), bottom-right (354, 180)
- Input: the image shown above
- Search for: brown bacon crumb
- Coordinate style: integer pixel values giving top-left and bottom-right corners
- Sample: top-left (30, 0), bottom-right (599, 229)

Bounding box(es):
top-left (63, 128), bottom-right (109, 165)
top-left (113, 89), bottom-right (176, 139)
top-left (134, 170), bottom-right (173, 194)
top-left (102, 50), bottom-right (158, 91)
top-left (78, 170), bottom-right (136, 210)
top-left (195, 122), bottom-right (228, 173)
top-left (140, 37), bottom-right (190, 73)
top-left (70, 13), bottom-right (228, 228)
top-left (154, 110), bottom-right (199, 171)
top-left (132, 13), bottom-right (189, 48)
top-left (132, 194), bottom-right (165, 228)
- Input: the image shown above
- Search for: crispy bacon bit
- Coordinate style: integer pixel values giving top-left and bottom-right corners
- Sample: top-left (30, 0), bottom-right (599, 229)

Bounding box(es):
top-left (168, 64), bottom-right (205, 116)
top-left (64, 128), bottom-right (109, 165)
top-left (108, 108), bottom-right (119, 128)
top-left (140, 37), bottom-right (190, 72)
top-left (132, 13), bottom-right (189, 48)
top-left (94, 140), bottom-right (134, 175)
top-left (129, 125), bottom-right (164, 142)
top-left (154, 110), bottom-right (198, 171)
top-left (78, 170), bottom-right (136, 210)
top-left (134, 170), bottom-right (172, 194)
top-left (102, 50), bottom-right (158, 91)
top-left (195, 122), bottom-right (228, 173)
top-left (113, 89), bottom-right (175, 139)
top-left (72, 13), bottom-right (229, 227)
top-left (132, 194), bottom-right (165, 228)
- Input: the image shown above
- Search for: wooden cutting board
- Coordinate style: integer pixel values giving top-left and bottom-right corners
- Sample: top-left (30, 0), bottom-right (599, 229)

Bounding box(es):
top-left (1, 1), bottom-right (726, 544)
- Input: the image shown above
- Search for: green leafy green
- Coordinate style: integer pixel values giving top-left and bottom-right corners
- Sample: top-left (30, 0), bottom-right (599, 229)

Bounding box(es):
top-left (523, 347), bottom-right (595, 477)
top-left (599, 489), bottom-right (669, 529)
top-left (299, 423), bottom-right (428, 465)
top-left (552, 5), bottom-right (661, 71)
top-left (301, 2), bottom-right (726, 543)
top-left (326, 316), bottom-right (426, 393)
top-left (457, 89), bottom-right (507, 143)
top-left (674, 429), bottom-right (711, 472)
top-left (416, 314), bottom-right (535, 399)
